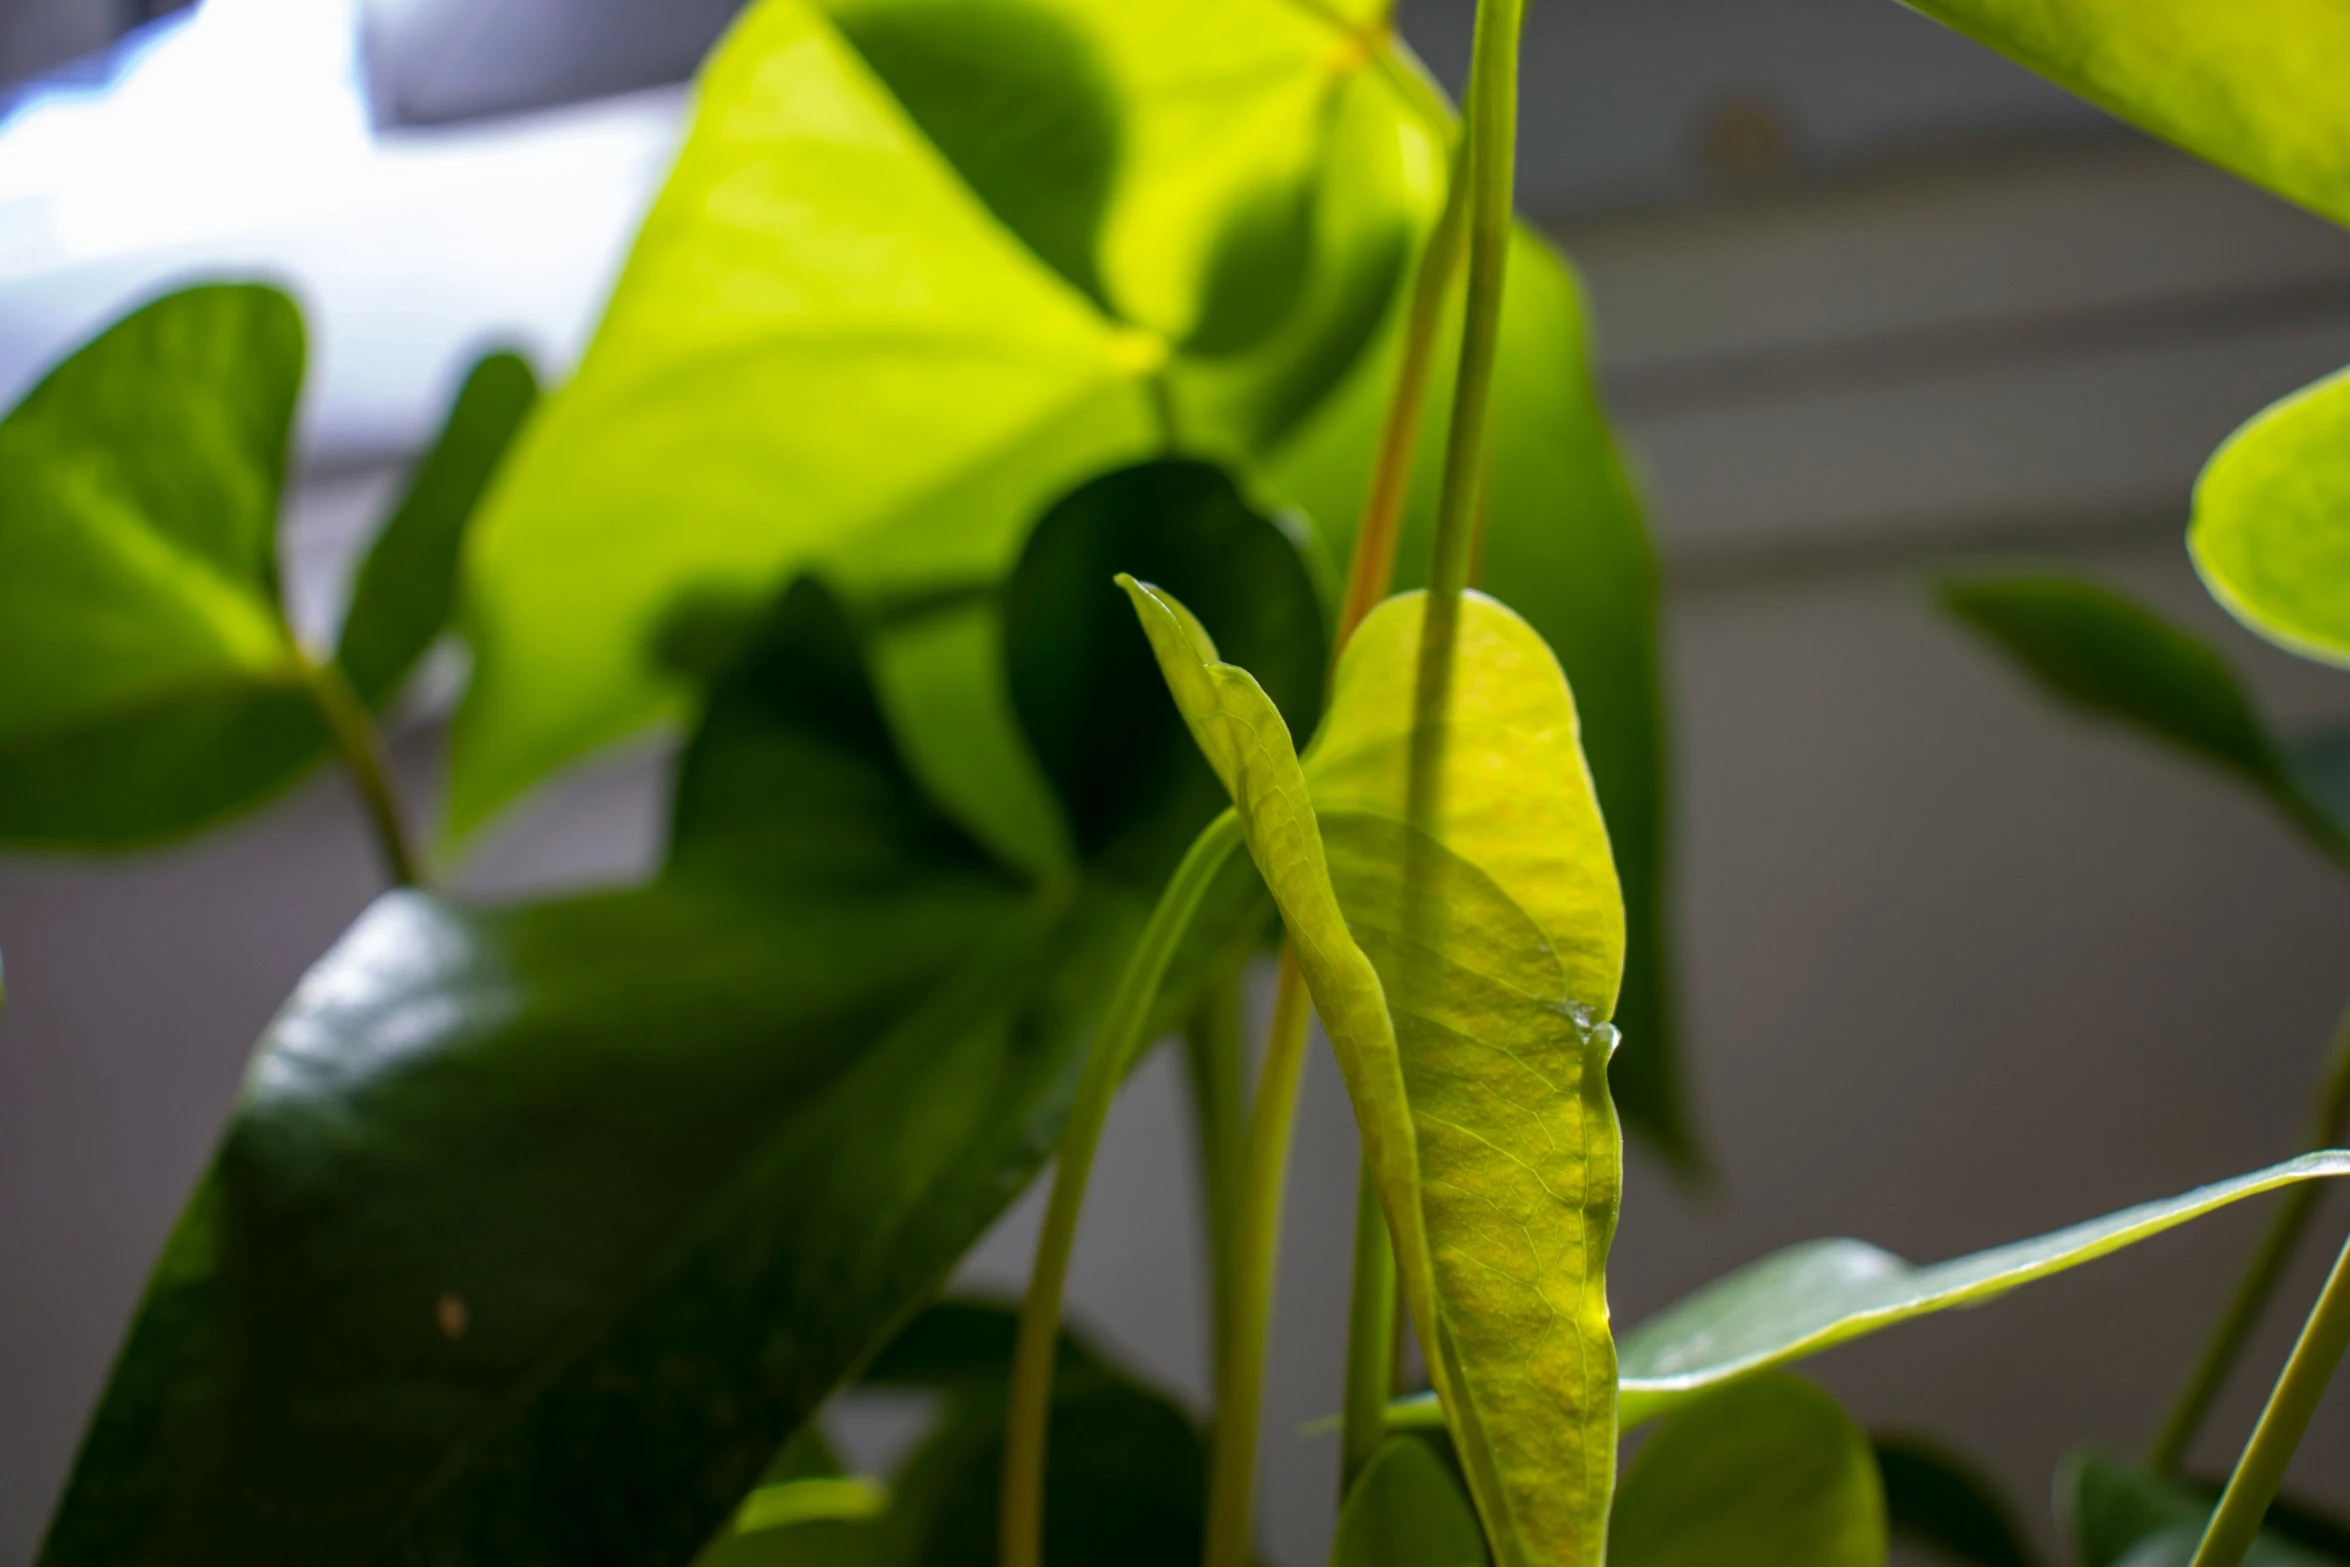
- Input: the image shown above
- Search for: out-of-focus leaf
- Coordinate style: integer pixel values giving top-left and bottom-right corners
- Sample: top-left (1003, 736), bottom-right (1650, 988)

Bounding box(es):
top-left (0, 283), bottom-right (330, 846)
top-left (1004, 458), bottom-right (1325, 887)
top-left (697, 1428), bottom-right (883, 1567)
top-left (1615, 1152), bottom-right (2350, 1427)
top-left (1332, 1435), bottom-right (1490, 1567)
top-left (1894, 0), bottom-right (2350, 230)
top-left (1123, 580), bottom-right (1624, 1566)
top-left (449, 0), bottom-right (1437, 845)
top-left (337, 350), bottom-right (538, 710)
top-left (1268, 224), bottom-right (1685, 1170)
top-left (1873, 1433), bottom-right (2043, 1567)
top-left (39, 579), bottom-right (1138, 1565)
top-left (2191, 368), bottom-right (2350, 671)
top-left (1937, 574), bottom-right (2350, 857)
top-left (2062, 1452), bottom-right (2347, 1567)
top-left (1610, 1375), bottom-right (1886, 1567)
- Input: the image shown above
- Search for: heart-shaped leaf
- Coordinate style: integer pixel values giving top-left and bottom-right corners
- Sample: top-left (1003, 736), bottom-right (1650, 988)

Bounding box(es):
top-left (1610, 1375), bottom-right (1886, 1567)
top-left (1937, 573), bottom-right (2350, 859)
top-left (1615, 1151), bottom-right (2350, 1426)
top-left (1123, 579), bottom-right (1624, 1567)
top-left (2190, 368), bottom-right (2350, 672)
top-left (0, 283), bottom-right (326, 846)
top-left (1893, 0), bottom-right (2350, 230)
top-left (448, 0), bottom-right (1437, 844)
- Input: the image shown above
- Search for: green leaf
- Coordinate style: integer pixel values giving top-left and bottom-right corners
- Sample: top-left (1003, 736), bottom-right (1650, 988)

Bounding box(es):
top-left (2061, 1452), bottom-right (2347, 1567)
top-left (1004, 458), bottom-right (1326, 888)
top-left (2190, 367), bottom-right (2350, 671)
top-left (1268, 224), bottom-right (1687, 1169)
top-left (449, 0), bottom-right (1437, 844)
top-left (1615, 1151), bottom-right (2350, 1427)
top-left (1332, 1436), bottom-right (1490, 1567)
top-left (1894, 0), bottom-right (2350, 230)
top-left (1937, 573), bottom-right (2350, 857)
top-left (1873, 1433), bottom-right (2043, 1567)
top-left (39, 578), bottom-right (1138, 1565)
top-left (1610, 1375), bottom-right (1887, 1567)
top-left (0, 282), bottom-right (332, 847)
top-left (337, 350), bottom-right (539, 710)
top-left (1122, 579), bottom-right (1624, 1567)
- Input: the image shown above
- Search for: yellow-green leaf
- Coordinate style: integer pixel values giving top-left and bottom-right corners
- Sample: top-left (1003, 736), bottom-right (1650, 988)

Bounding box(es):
top-left (1898, 0), bottom-right (2350, 230)
top-left (2190, 366), bottom-right (2350, 670)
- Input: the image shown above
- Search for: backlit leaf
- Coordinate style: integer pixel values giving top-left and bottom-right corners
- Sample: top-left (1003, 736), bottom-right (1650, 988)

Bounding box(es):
top-left (450, 0), bottom-right (1434, 844)
top-left (1615, 1151), bottom-right (2350, 1426)
top-left (0, 283), bottom-right (326, 846)
top-left (2190, 367), bottom-right (2350, 672)
top-left (1894, 0), bottom-right (2350, 230)
top-left (1610, 1375), bottom-right (1887, 1567)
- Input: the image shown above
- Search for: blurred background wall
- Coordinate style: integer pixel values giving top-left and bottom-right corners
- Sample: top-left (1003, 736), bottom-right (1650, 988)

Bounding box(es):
top-left (4, 1), bottom-right (2350, 1563)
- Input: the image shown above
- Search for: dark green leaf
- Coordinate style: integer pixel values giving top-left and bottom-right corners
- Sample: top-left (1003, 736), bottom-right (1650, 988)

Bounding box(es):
top-left (1615, 1152), bottom-right (2350, 1427)
top-left (0, 282), bottom-right (332, 847)
top-left (1610, 1375), bottom-right (1886, 1567)
top-left (337, 350), bottom-right (539, 709)
top-left (1005, 457), bottom-right (1326, 886)
top-left (1873, 1432), bottom-right (2043, 1567)
top-left (40, 578), bottom-right (1138, 1565)
top-left (2061, 1452), bottom-right (2347, 1567)
top-left (1268, 224), bottom-right (1686, 1169)
top-left (1938, 574), bottom-right (2350, 857)
top-left (1333, 1435), bottom-right (1490, 1567)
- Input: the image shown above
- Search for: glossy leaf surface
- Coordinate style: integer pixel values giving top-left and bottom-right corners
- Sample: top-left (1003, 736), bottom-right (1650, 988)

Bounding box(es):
top-left (2063, 1452), bottom-right (2346, 1567)
top-left (1272, 224), bottom-right (1683, 1166)
top-left (1332, 1436), bottom-right (1490, 1567)
top-left (39, 581), bottom-right (1131, 1565)
top-left (1611, 1375), bottom-right (1886, 1567)
top-left (451, 0), bottom-right (1436, 842)
top-left (1617, 1151), bottom-right (2350, 1425)
top-left (1938, 574), bottom-right (2350, 857)
top-left (337, 350), bottom-right (538, 709)
top-left (2191, 368), bottom-right (2350, 671)
top-left (0, 283), bottom-right (327, 845)
top-left (1125, 580), bottom-right (1625, 1564)
top-left (1874, 1433), bottom-right (2043, 1567)
top-left (1896, 0), bottom-right (2350, 229)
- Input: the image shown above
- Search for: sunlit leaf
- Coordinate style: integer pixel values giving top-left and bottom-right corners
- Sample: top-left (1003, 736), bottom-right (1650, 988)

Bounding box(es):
top-left (0, 283), bottom-right (327, 846)
top-left (1269, 225), bottom-right (1685, 1169)
top-left (337, 350), bottom-right (538, 710)
top-left (1874, 1433), bottom-right (2044, 1567)
top-left (1938, 573), bottom-right (2350, 857)
top-left (1123, 579), bottom-right (1624, 1566)
top-left (1614, 1151), bottom-right (2350, 1427)
top-left (1332, 1436), bottom-right (1490, 1567)
top-left (450, 0), bottom-right (1434, 844)
top-left (2062, 1452), bottom-right (2347, 1567)
top-left (1610, 1375), bottom-right (1886, 1567)
top-left (38, 580), bottom-right (1135, 1565)
top-left (1895, 0), bottom-right (2350, 230)
top-left (2190, 368), bottom-right (2350, 672)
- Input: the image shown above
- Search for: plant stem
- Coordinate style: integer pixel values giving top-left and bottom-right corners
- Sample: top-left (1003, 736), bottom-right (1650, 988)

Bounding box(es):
top-left (1183, 956), bottom-right (1250, 1393)
top-left (1201, 946), bottom-right (1313, 1567)
top-left (1001, 811), bottom-right (1245, 1567)
top-left (2152, 1006), bottom-right (2350, 1472)
top-left (2188, 1227), bottom-right (2350, 1567)
top-left (1334, 148), bottom-right (1469, 650)
top-left (298, 653), bottom-right (421, 887)
top-left (1339, 1162), bottom-right (1399, 1490)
